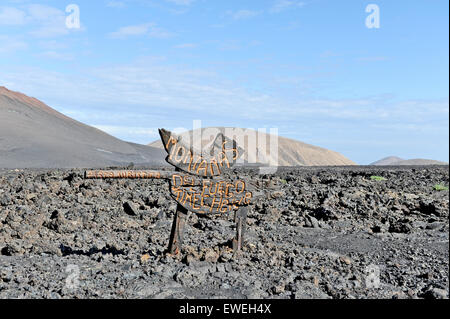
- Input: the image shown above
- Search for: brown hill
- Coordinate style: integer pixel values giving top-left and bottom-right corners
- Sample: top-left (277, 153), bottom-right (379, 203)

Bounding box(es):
top-left (149, 127), bottom-right (356, 166)
top-left (389, 159), bottom-right (448, 166)
top-left (371, 156), bottom-right (448, 166)
top-left (370, 156), bottom-right (405, 166)
top-left (0, 86), bottom-right (166, 168)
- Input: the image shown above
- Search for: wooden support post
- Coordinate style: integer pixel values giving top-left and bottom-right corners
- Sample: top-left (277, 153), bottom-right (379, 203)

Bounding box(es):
top-left (168, 204), bottom-right (189, 255)
top-left (232, 206), bottom-right (248, 252)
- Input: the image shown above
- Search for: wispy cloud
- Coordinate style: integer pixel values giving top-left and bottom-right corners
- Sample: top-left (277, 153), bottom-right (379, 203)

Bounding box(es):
top-left (0, 35), bottom-right (27, 53)
top-left (0, 6), bottom-right (26, 25)
top-left (38, 51), bottom-right (74, 61)
top-left (28, 5), bottom-right (70, 38)
top-left (0, 4), bottom-right (84, 38)
top-left (106, 1), bottom-right (126, 8)
top-left (357, 56), bottom-right (390, 62)
top-left (269, 0), bottom-right (306, 13)
top-left (1, 62), bottom-right (447, 125)
top-left (109, 23), bottom-right (153, 37)
top-left (1, 61), bottom-right (448, 157)
top-left (109, 22), bottom-right (174, 39)
top-left (174, 43), bottom-right (197, 49)
top-left (320, 51), bottom-right (339, 58)
top-left (230, 9), bottom-right (262, 20)
top-left (38, 40), bottom-right (69, 50)
top-left (165, 0), bottom-right (196, 5)
top-left (92, 125), bottom-right (159, 141)
top-left (226, 1), bottom-right (305, 21)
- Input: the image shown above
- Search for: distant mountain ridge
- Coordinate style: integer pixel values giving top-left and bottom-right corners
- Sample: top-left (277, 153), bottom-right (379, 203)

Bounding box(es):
top-left (149, 127), bottom-right (356, 167)
top-left (370, 156), bottom-right (405, 166)
top-left (0, 86), bottom-right (166, 168)
top-left (8, 86), bottom-right (444, 169)
top-left (370, 156), bottom-right (448, 166)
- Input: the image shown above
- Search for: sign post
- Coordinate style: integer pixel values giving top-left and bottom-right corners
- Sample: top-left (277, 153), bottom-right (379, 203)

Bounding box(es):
top-left (168, 204), bottom-right (189, 255)
top-left (85, 128), bottom-right (258, 255)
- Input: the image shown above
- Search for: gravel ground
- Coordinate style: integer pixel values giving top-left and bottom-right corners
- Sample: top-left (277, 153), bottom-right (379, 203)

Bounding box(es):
top-left (0, 166), bottom-right (448, 299)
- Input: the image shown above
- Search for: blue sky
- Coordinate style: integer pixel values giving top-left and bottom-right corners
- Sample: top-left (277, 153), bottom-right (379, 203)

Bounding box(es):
top-left (0, 0), bottom-right (448, 164)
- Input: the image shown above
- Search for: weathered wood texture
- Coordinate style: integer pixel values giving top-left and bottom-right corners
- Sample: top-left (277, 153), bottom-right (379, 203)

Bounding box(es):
top-left (232, 206), bottom-right (248, 252)
top-left (168, 204), bottom-right (189, 255)
top-left (85, 170), bottom-right (172, 179)
top-left (159, 128), bottom-right (244, 177)
top-left (84, 170), bottom-right (274, 214)
top-left (168, 173), bottom-right (253, 214)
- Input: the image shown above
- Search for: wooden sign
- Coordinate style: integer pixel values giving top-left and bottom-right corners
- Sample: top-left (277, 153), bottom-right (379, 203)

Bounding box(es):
top-left (168, 173), bottom-right (253, 214)
top-left (159, 128), bottom-right (244, 177)
top-left (158, 128), bottom-right (256, 216)
top-left (84, 170), bottom-right (262, 215)
top-left (84, 128), bottom-right (263, 255)
top-left (85, 170), bottom-right (169, 179)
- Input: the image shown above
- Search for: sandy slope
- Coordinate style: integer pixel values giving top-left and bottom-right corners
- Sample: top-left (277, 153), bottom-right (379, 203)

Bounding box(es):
top-left (149, 127), bottom-right (356, 166)
top-left (371, 156), bottom-right (448, 166)
top-left (0, 87), bottom-right (166, 168)
top-left (370, 156), bottom-right (405, 165)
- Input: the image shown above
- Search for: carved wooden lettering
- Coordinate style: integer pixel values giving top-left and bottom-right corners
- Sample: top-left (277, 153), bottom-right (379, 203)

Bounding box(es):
top-left (85, 170), bottom-right (167, 179)
top-left (168, 174), bottom-right (253, 214)
top-left (85, 129), bottom-right (264, 216)
top-left (159, 128), bottom-right (243, 177)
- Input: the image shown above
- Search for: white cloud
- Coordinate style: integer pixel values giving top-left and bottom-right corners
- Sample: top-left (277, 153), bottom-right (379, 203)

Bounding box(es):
top-left (38, 40), bottom-right (69, 50)
top-left (92, 125), bottom-right (159, 141)
top-left (231, 10), bottom-right (262, 20)
top-left (27, 4), bottom-right (62, 21)
top-left (0, 62), bottom-right (274, 119)
top-left (38, 51), bottom-right (74, 61)
top-left (28, 4), bottom-right (75, 37)
top-left (148, 26), bottom-right (174, 38)
top-left (106, 1), bottom-right (126, 8)
top-left (110, 23), bottom-right (153, 37)
top-left (0, 6), bottom-right (26, 25)
top-left (109, 23), bottom-right (174, 39)
top-left (1, 62), bottom-right (447, 127)
top-left (1, 62), bottom-right (448, 156)
top-left (174, 43), bottom-right (197, 49)
top-left (0, 4), bottom-right (85, 38)
top-left (270, 0), bottom-right (306, 13)
top-left (165, 0), bottom-right (196, 5)
top-left (210, 23), bottom-right (225, 28)
top-left (357, 56), bottom-right (389, 62)
top-left (0, 35), bottom-right (27, 53)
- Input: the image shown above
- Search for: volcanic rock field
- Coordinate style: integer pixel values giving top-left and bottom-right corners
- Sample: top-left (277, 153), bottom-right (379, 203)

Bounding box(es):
top-left (0, 165), bottom-right (448, 299)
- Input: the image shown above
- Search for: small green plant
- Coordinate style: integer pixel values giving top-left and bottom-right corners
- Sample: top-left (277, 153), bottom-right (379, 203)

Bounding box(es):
top-left (280, 179), bottom-right (287, 185)
top-left (370, 175), bottom-right (386, 181)
top-left (434, 184), bottom-right (449, 191)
